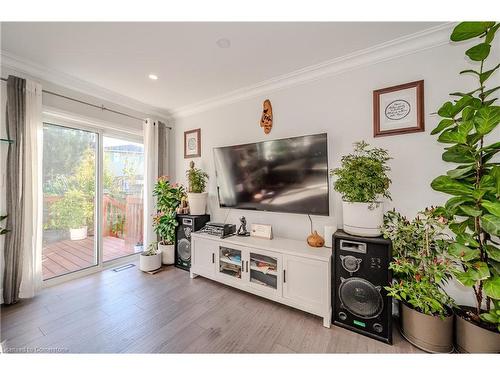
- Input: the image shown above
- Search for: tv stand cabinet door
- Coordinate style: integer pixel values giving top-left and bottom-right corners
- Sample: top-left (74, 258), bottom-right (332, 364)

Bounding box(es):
top-left (191, 238), bottom-right (217, 279)
top-left (282, 255), bottom-right (329, 315)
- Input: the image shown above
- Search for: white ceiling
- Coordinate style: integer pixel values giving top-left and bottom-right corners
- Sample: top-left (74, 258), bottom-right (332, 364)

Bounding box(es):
top-left (1, 22), bottom-right (443, 114)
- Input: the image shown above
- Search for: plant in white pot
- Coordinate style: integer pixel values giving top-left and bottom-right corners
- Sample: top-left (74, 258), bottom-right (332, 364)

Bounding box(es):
top-left (430, 21), bottom-right (500, 353)
top-left (382, 208), bottom-right (456, 353)
top-left (139, 242), bottom-right (162, 272)
top-left (152, 176), bottom-right (185, 265)
top-left (331, 141), bottom-right (392, 237)
top-left (186, 161), bottom-right (209, 215)
top-left (51, 189), bottom-right (92, 241)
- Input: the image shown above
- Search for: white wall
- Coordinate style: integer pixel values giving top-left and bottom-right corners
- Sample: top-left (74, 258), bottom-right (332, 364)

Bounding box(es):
top-left (173, 41), bottom-right (499, 305)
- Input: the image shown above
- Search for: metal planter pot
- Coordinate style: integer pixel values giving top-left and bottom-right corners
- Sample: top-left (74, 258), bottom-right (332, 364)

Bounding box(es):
top-left (400, 302), bottom-right (454, 353)
top-left (455, 308), bottom-right (500, 353)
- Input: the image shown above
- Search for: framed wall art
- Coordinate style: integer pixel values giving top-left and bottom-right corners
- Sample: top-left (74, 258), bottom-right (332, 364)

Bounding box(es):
top-left (184, 128), bottom-right (201, 158)
top-left (373, 80), bottom-right (424, 137)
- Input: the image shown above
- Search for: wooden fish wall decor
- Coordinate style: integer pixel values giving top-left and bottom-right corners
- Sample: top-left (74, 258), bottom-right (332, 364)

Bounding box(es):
top-left (260, 99), bottom-right (273, 134)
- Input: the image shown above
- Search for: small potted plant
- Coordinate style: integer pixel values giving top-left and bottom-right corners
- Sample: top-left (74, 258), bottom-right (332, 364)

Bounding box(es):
top-left (186, 161), bottom-right (209, 215)
top-left (152, 176), bottom-right (185, 264)
top-left (51, 189), bottom-right (92, 240)
top-left (331, 141), bottom-right (391, 237)
top-left (139, 242), bottom-right (162, 272)
top-left (430, 21), bottom-right (500, 352)
top-left (382, 208), bottom-right (455, 353)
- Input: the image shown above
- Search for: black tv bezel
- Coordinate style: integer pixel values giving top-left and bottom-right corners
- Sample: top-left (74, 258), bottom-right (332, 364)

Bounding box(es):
top-left (213, 132), bottom-right (330, 217)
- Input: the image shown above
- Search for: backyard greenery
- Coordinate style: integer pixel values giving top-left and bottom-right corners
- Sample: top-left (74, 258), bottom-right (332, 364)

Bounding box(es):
top-left (382, 208), bottom-right (455, 318)
top-left (331, 141), bottom-right (392, 203)
top-left (50, 190), bottom-right (93, 229)
top-left (430, 21), bottom-right (500, 331)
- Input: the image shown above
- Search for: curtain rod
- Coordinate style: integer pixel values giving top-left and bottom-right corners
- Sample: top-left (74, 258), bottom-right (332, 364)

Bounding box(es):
top-left (1, 77), bottom-right (171, 128)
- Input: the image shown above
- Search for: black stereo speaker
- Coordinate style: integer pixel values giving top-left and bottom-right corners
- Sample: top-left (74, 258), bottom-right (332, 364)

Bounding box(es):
top-left (332, 230), bottom-right (393, 344)
top-left (175, 214), bottom-right (210, 271)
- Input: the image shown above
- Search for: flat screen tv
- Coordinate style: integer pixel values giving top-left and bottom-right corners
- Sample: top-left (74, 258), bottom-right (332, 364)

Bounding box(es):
top-left (214, 133), bottom-right (329, 216)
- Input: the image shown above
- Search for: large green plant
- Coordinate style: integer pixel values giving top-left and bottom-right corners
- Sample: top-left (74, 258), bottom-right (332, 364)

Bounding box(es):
top-left (186, 161), bottom-right (209, 193)
top-left (331, 141), bottom-right (392, 203)
top-left (431, 22), bottom-right (500, 331)
top-left (152, 176), bottom-right (185, 245)
top-left (382, 209), bottom-right (455, 318)
top-left (50, 190), bottom-right (93, 229)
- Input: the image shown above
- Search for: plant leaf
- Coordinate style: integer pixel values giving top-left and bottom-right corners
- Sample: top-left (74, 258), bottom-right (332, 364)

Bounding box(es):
top-left (475, 106), bottom-right (500, 135)
top-left (442, 145), bottom-right (476, 163)
top-left (465, 43), bottom-right (491, 61)
top-left (456, 233), bottom-right (480, 248)
top-left (437, 101), bottom-right (454, 118)
top-left (480, 63), bottom-right (500, 84)
top-left (431, 175), bottom-right (473, 196)
top-left (482, 200), bottom-right (500, 216)
top-left (481, 85), bottom-right (500, 99)
top-left (438, 129), bottom-right (467, 144)
top-left (460, 205), bottom-right (483, 217)
top-left (486, 245), bottom-right (500, 262)
top-left (484, 276), bottom-right (500, 299)
top-left (482, 215), bottom-right (500, 236)
top-left (451, 22), bottom-right (494, 41)
top-left (447, 165), bottom-right (474, 179)
top-left (431, 119), bottom-right (455, 135)
top-left (456, 271), bottom-right (476, 287)
top-left (449, 242), bottom-right (480, 261)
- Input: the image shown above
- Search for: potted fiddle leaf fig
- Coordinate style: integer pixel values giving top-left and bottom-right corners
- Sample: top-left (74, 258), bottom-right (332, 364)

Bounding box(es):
top-left (152, 176), bottom-right (185, 265)
top-left (431, 21), bottom-right (500, 353)
top-left (331, 141), bottom-right (392, 237)
top-left (382, 208), bottom-right (455, 353)
top-left (186, 161), bottom-right (209, 215)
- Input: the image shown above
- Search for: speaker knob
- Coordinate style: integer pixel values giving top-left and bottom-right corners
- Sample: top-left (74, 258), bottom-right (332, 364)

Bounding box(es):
top-left (340, 255), bottom-right (362, 273)
top-left (338, 312), bottom-right (347, 321)
top-left (373, 323), bottom-right (383, 333)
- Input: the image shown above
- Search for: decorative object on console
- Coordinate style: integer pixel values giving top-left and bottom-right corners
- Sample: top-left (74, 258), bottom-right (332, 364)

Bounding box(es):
top-left (237, 216), bottom-right (250, 236)
top-left (373, 80), bottom-right (424, 137)
top-left (250, 223), bottom-right (273, 239)
top-left (175, 214), bottom-right (210, 271)
top-left (184, 128), bottom-right (201, 158)
top-left (199, 222), bottom-right (236, 238)
top-left (382, 208), bottom-right (455, 353)
top-left (324, 224), bottom-right (337, 248)
top-left (430, 21), bottom-right (500, 353)
top-left (186, 160), bottom-right (209, 215)
top-left (331, 141), bottom-right (391, 237)
top-left (260, 99), bottom-right (273, 134)
top-left (306, 214), bottom-right (325, 247)
top-left (152, 176), bottom-right (185, 265)
top-left (139, 242), bottom-right (162, 272)
top-left (332, 230), bottom-right (392, 344)
top-left (176, 195), bottom-right (190, 215)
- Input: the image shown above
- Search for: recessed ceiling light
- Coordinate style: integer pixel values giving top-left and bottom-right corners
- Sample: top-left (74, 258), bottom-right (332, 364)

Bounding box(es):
top-left (216, 38), bottom-right (231, 48)
top-left (148, 74), bottom-right (158, 80)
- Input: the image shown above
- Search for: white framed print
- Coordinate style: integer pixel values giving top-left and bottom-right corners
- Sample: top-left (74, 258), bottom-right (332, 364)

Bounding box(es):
top-left (184, 128), bottom-right (201, 158)
top-left (373, 80), bottom-right (424, 137)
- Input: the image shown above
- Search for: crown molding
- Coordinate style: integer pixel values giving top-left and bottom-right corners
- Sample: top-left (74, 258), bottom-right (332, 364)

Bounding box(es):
top-left (0, 50), bottom-right (172, 121)
top-left (173, 22), bottom-right (455, 118)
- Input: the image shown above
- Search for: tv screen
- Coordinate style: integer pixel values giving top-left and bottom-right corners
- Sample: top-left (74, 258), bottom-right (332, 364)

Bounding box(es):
top-left (214, 133), bottom-right (329, 216)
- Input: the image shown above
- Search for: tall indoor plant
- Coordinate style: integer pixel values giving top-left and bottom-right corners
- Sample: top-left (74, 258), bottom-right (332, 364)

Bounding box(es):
top-left (152, 176), bottom-right (185, 265)
top-left (431, 21), bottom-right (500, 353)
top-left (331, 141), bottom-right (392, 237)
top-left (382, 208), bottom-right (455, 353)
top-left (186, 161), bottom-right (209, 215)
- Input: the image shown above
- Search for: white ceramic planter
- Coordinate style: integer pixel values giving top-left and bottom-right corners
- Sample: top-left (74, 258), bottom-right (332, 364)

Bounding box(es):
top-left (159, 243), bottom-right (175, 265)
top-left (139, 252), bottom-right (162, 272)
top-left (69, 226), bottom-right (88, 241)
top-left (187, 192), bottom-right (208, 215)
top-left (342, 201), bottom-right (383, 237)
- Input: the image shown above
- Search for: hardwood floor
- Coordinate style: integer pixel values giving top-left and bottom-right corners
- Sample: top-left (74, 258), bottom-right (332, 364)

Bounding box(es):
top-left (0, 264), bottom-right (422, 353)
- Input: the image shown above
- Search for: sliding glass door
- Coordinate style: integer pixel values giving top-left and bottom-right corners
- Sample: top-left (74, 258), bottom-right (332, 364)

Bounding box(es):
top-left (42, 123), bottom-right (98, 280)
top-left (102, 136), bottom-right (145, 262)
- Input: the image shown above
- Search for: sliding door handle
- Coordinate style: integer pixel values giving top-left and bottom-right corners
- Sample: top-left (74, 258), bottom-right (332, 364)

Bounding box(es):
top-left (246, 260), bottom-right (248, 273)
top-left (283, 269), bottom-right (286, 283)
top-left (212, 253), bottom-right (215, 264)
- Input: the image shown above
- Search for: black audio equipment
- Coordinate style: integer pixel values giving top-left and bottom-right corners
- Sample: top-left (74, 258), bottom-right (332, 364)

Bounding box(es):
top-left (332, 230), bottom-right (393, 344)
top-left (198, 222), bottom-right (236, 238)
top-left (175, 214), bottom-right (210, 271)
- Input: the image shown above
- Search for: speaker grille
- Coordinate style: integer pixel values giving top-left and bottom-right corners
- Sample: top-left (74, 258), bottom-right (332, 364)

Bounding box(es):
top-left (178, 238), bottom-right (191, 261)
top-left (339, 277), bottom-right (383, 319)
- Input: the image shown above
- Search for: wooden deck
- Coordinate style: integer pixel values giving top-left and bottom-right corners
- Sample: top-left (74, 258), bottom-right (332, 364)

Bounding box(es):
top-left (42, 236), bottom-right (136, 280)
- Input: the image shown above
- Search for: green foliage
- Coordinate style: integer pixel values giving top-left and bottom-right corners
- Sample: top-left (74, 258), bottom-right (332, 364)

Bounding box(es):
top-left (186, 161), bottom-right (209, 193)
top-left (0, 215), bottom-right (9, 235)
top-left (431, 21), bottom-right (500, 330)
top-left (382, 209), bottom-right (455, 318)
top-left (331, 141), bottom-right (392, 203)
top-left (480, 299), bottom-right (500, 332)
top-left (152, 176), bottom-right (185, 245)
top-left (50, 190), bottom-right (93, 229)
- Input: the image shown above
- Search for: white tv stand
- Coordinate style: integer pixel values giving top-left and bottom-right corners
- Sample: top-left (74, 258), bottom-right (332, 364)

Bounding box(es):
top-left (190, 232), bottom-right (332, 328)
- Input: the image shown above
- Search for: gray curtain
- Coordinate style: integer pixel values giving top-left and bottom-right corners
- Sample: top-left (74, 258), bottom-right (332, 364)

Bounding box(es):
top-left (3, 76), bottom-right (26, 305)
top-left (157, 121), bottom-right (169, 177)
